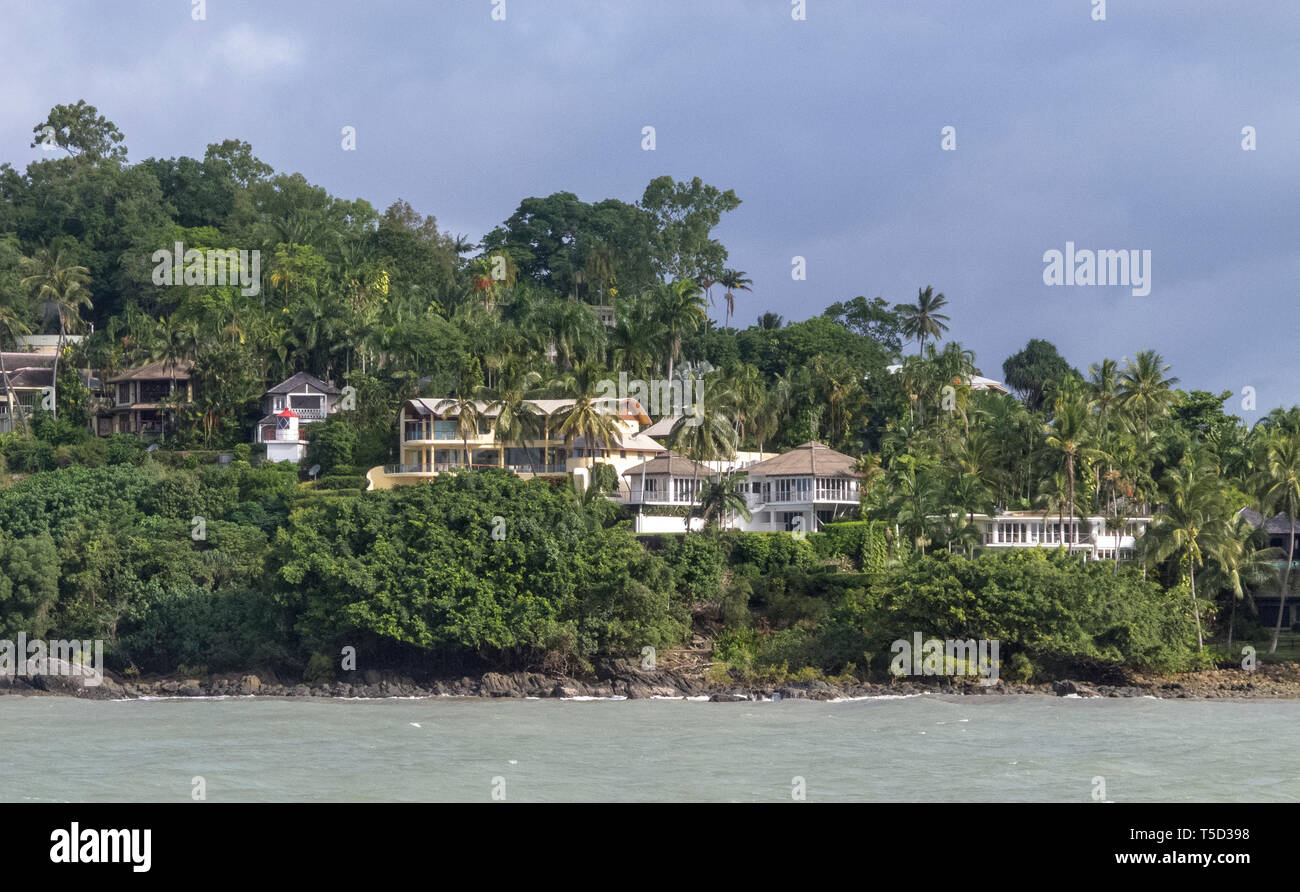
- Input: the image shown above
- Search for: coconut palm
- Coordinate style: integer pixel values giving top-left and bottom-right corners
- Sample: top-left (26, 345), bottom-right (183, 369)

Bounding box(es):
top-left (1255, 428), bottom-right (1300, 653)
top-left (19, 247), bottom-right (92, 419)
top-left (433, 394), bottom-right (486, 469)
top-left (1142, 451), bottom-right (1226, 650)
top-left (897, 286), bottom-right (950, 356)
top-left (1044, 383), bottom-right (1101, 544)
top-left (669, 370), bottom-right (738, 530)
top-left (1205, 514), bottom-right (1281, 648)
top-left (1118, 350), bottom-right (1179, 446)
top-left (0, 301), bottom-right (32, 435)
top-left (717, 268), bottom-right (752, 329)
top-left (552, 363), bottom-right (624, 469)
top-left (651, 278), bottom-right (707, 382)
top-left (697, 474), bottom-right (753, 531)
top-left (476, 369), bottom-right (544, 470)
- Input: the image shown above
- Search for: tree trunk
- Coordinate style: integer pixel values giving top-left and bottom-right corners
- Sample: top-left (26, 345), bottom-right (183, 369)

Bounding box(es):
top-left (51, 320), bottom-right (63, 420)
top-left (1270, 506), bottom-right (1294, 654)
top-left (1227, 596), bottom-right (1237, 649)
top-left (0, 351), bottom-right (30, 436)
top-left (1190, 559), bottom-right (1204, 650)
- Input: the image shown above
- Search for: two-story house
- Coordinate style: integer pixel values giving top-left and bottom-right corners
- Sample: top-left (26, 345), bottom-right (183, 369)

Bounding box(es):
top-left (367, 397), bottom-right (659, 489)
top-left (99, 360), bottom-right (195, 437)
top-left (970, 510), bottom-right (1150, 561)
top-left (254, 372), bottom-right (344, 463)
top-left (738, 441), bottom-right (863, 533)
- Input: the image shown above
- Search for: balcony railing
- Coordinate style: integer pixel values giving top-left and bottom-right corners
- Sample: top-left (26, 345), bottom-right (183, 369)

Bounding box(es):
top-left (624, 487), bottom-right (698, 505)
top-left (291, 407), bottom-right (326, 420)
top-left (381, 462), bottom-right (568, 476)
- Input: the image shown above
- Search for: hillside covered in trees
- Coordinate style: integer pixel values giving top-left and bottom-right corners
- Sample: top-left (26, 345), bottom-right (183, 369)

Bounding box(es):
top-left (0, 101), bottom-right (1296, 688)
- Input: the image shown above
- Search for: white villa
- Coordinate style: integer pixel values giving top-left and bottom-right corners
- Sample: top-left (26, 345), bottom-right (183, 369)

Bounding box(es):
top-left (737, 442), bottom-right (862, 532)
top-left (254, 372), bottom-right (345, 463)
top-left (969, 511), bottom-right (1150, 561)
top-left (616, 441), bottom-right (861, 533)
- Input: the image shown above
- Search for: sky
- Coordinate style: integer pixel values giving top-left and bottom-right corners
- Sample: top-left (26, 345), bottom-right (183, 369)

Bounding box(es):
top-left (2, 1), bottom-right (1298, 412)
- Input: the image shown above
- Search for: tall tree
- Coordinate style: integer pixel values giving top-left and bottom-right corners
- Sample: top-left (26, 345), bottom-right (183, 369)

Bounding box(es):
top-left (896, 286), bottom-right (950, 356)
top-left (1144, 451), bottom-right (1225, 650)
top-left (1256, 428), bottom-right (1300, 653)
top-left (652, 278), bottom-right (707, 382)
top-left (1118, 349), bottom-right (1179, 447)
top-left (19, 247), bottom-right (92, 419)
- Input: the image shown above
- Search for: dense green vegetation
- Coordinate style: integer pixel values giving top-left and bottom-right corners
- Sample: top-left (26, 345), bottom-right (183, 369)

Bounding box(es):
top-left (1, 100), bottom-right (1297, 684)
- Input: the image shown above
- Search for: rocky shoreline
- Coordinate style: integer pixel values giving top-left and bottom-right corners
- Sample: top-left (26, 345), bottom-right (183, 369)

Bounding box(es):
top-left (4, 659), bottom-right (1300, 702)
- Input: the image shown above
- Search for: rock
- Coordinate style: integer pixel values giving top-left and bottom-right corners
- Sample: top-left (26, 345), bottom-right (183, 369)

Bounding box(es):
top-left (480, 672), bottom-right (520, 697)
top-left (179, 679), bottom-right (203, 697)
top-left (238, 674), bottom-right (261, 695)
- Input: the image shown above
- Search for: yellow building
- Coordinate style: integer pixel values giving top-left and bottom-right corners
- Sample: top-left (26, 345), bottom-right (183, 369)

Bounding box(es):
top-left (367, 397), bottom-right (661, 490)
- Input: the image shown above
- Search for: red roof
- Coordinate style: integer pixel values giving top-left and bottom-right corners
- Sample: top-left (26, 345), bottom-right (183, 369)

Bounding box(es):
top-left (275, 408), bottom-right (299, 418)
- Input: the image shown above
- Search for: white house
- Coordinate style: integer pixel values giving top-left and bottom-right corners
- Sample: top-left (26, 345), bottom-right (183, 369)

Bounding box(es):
top-left (255, 372), bottom-right (344, 463)
top-left (737, 441), bottom-right (862, 533)
top-left (619, 452), bottom-right (717, 532)
top-left (970, 510), bottom-right (1150, 561)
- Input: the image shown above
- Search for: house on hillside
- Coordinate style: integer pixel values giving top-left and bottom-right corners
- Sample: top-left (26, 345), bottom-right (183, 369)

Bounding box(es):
top-left (737, 441), bottom-right (863, 533)
top-left (367, 396), bottom-right (660, 489)
top-left (968, 511), bottom-right (1150, 561)
top-left (254, 372), bottom-right (345, 463)
top-left (0, 352), bottom-right (54, 433)
top-left (97, 360), bottom-right (194, 437)
top-left (0, 351), bottom-right (102, 434)
top-left (619, 452), bottom-right (718, 532)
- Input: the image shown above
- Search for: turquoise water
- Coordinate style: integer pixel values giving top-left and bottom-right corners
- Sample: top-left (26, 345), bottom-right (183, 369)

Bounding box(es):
top-left (2, 695), bottom-right (1296, 802)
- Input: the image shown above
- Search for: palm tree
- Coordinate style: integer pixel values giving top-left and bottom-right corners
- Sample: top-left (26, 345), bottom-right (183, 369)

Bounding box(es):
top-left (885, 458), bottom-right (942, 554)
top-left (0, 301), bottom-right (32, 435)
top-left (477, 369), bottom-right (544, 470)
top-left (1118, 350), bottom-right (1179, 447)
top-left (1255, 428), bottom-right (1300, 653)
top-left (697, 474), bottom-right (753, 531)
top-left (756, 311), bottom-right (784, 331)
top-left (1044, 384), bottom-right (1100, 544)
top-left (19, 247), bottom-right (92, 419)
top-left (651, 279), bottom-right (707, 382)
top-left (552, 363), bottom-right (624, 471)
top-left (717, 268), bottom-right (752, 329)
top-left (433, 395), bottom-right (486, 470)
top-left (669, 370), bottom-right (738, 530)
top-left (897, 286), bottom-right (950, 356)
top-left (1143, 451), bottom-right (1225, 650)
top-left (1205, 514), bottom-right (1281, 648)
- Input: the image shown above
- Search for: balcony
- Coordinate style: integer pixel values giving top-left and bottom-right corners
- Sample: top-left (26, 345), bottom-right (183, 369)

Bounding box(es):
top-left (624, 487), bottom-right (698, 505)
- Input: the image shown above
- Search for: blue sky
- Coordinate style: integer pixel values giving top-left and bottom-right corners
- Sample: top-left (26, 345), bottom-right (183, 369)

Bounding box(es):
top-left (3, 1), bottom-right (1298, 411)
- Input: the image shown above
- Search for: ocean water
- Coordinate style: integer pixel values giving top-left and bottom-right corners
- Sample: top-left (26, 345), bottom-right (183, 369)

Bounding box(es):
top-left (2, 695), bottom-right (1297, 802)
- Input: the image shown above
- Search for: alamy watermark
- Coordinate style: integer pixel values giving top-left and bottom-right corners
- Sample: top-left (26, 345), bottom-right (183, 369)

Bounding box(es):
top-left (596, 372), bottom-right (704, 426)
top-left (151, 241), bottom-right (261, 296)
top-left (0, 634), bottom-right (104, 687)
top-left (1042, 241), bottom-right (1151, 297)
top-left (889, 632), bottom-right (999, 684)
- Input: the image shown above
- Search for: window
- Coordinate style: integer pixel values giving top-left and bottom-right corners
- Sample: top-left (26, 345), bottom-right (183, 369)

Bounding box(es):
top-left (289, 394), bottom-right (323, 411)
top-left (434, 421), bottom-right (457, 440)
